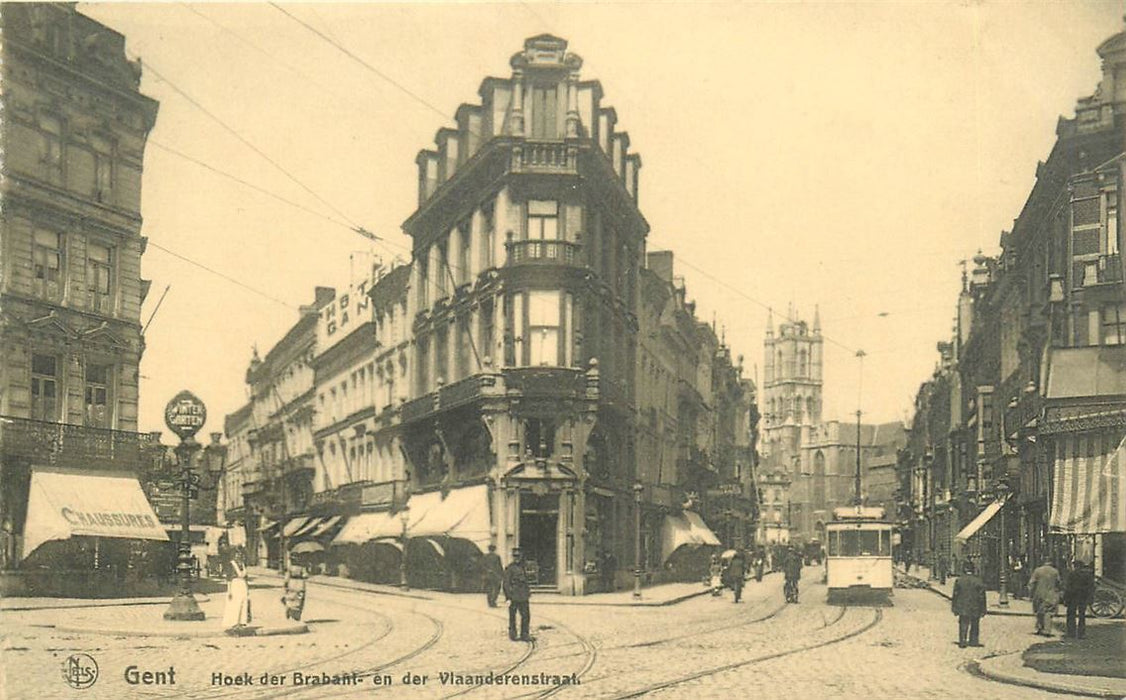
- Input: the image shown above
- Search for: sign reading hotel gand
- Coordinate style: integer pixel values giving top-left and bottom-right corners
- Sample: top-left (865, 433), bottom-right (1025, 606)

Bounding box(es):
top-left (164, 390), bottom-right (207, 440)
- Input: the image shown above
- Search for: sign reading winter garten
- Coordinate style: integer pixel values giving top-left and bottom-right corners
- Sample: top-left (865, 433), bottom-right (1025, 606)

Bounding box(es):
top-left (164, 390), bottom-right (207, 440)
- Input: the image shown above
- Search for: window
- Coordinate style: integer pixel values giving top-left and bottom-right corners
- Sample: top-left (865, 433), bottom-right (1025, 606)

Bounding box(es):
top-left (417, 248), bottom-right (430, 308)
top-left (417, 336), bottom-right (430, 392)
top-left (528, 291), bottom-right (560, 366)
top-left (530, 85), bottom-right (558, 139)
top-left (435, 324), bottom-right (449, 383)
top-left (33, 229), bottom-right (63, 301)
top-left (86, 241), bottom-right (113, 313)
top-left (527, 200), bottom-right (558, 240)
top-left (524, 418), bottom-right (555, 457)
top-left (480, 298), bottom-right (495, 364)
top-left (1071, 192), bottom-right (1106, 288)
top-left (1103, 303), bottom-right (1126, 346)
top-left (31, 354), bottom-right (59, 421)
top-left (84, 363), bottom-right (111, 428)
top-left (92, 135), bottom-right (114, 203)
top-left (456, 315), bottom-right (472, 378)
top-left (457, 219), bottom-right (471, 284)
top-left (436, 238), bottom-right (450, 298)
top-left (39, 115), bottom-right (63, 185)
top-left (481, 199), bottom-right (496, 269)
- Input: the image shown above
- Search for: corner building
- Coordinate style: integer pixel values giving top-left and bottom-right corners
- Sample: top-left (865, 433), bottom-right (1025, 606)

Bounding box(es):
top-left (401, 35), bottom-right (646, 594)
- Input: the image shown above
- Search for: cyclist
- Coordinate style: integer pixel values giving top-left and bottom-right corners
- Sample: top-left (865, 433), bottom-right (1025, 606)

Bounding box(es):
top-left (783, 546), bottom-right (803, 603)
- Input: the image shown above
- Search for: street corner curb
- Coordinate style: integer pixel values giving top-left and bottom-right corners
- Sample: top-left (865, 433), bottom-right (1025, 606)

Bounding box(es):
top-left (971, 653), bottom-right (1126, 699)
top-left (252, 623), bottom-right (309, 636)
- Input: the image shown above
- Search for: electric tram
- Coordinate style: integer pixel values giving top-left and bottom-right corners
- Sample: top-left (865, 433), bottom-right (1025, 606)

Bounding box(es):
top-left (825, 505), bottom-right (895, 604)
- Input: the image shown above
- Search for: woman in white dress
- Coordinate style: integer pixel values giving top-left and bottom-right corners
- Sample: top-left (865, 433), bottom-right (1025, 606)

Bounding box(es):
top-left (222, 554), bottom-right (251, 630)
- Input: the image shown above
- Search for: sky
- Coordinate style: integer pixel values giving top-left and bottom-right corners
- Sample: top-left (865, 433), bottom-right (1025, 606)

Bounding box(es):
top-left (77, 1), bottom-right (1123, 437)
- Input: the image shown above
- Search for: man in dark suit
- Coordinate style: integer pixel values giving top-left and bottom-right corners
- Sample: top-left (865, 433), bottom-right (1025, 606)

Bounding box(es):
top-left (502, 548), bottom-right (531, 641)
top-left (951, 560), bottom-right (987, 648)
top-left (481, 544), bottom-right (504, 607)
top-left (1064, 560), bottom-right (1096, 639)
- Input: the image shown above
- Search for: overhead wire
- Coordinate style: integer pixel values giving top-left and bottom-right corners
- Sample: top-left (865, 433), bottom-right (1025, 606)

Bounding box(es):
top-left (146, 241), bottom-right (298, 310)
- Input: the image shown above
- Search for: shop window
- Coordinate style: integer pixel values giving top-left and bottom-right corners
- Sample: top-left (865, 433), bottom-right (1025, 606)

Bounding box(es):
top-left (84, 363), bottom-right (112, 428)
top-left (31, 354), bottom-right (59, 421)
top-left (86, 241), bottom-right (113, 313)
top-left (33, 229), bottom-right (63, 301)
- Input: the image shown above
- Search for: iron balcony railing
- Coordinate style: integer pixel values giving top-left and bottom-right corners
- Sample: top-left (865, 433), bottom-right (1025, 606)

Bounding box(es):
top-left (506, 239), bottom-right (583, 267)
top-left (0, 415), bottom-right (159, 468)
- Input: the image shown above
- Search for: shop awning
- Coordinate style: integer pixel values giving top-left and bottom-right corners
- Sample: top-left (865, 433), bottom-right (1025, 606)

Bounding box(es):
top-left (660, 511), bottom-right (721, 563)
top-left (282, 517), bottom-right (311, 537)
top-left (256, 519), bottom-right (278, 532)
top-left (333, 511), bottom-right (403, 545)
top-left (291, 517), bottom-right (324, 538)
top-left (22, 469), bottom-right (168, 560)
top-left (1051, 434), bottom-right (1126, 534)
top-left (407, 485), bottom-right (491, 550)
top-left (955, 497), bottom-right (1007, 543)
top-left (310, 515), bottom-right (344, 537)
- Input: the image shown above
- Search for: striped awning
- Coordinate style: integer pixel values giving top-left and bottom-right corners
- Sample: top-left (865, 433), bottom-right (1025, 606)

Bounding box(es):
top-left (1050, 433), bottom-right (1126, 534)
top-left (282, 517), bottom-right (312, 537)
top-left (955, 497), bottom-right (1006, 543)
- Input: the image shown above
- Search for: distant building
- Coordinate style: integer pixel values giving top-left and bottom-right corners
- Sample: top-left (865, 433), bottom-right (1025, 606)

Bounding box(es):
top-left (0, 4), bottom-right (160, 574)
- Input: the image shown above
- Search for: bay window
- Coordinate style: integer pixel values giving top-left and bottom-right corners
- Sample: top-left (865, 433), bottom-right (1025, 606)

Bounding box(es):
top-left (528, 290), bottom-right (560, 366)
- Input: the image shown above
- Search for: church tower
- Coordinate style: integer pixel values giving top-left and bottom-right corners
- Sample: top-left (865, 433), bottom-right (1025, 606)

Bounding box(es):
top-left (761, 306), bottom-right (823, 476)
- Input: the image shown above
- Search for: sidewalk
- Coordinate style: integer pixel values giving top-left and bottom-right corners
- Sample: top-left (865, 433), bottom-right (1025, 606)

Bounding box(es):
top-left (251, 565), bottom-right (738, 607)
top-left (905, 565), bottom-right (1034, 616)
top-left (1, 582), bottom-right (307, 638)
top-left (906, 564), bottom-right (1126, 697)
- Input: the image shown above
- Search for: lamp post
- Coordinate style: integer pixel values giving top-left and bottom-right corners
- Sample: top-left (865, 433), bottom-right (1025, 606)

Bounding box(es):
top-left (633, 482), bottom-right (643, 600)
top-left (997, 481), bottom-right (1010, 607)
top-left (400, 509), bottom-right (410, 590)
top-left (163, 390), bottom-right (207, 621)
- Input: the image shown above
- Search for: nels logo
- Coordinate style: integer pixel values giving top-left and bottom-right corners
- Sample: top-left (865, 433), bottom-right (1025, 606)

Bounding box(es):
top-left (62, 653), bottom-right (99, 689)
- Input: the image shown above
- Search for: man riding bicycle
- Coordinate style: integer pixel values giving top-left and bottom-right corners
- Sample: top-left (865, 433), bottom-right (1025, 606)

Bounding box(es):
top-left (783, 546), bottom-right (803, 603)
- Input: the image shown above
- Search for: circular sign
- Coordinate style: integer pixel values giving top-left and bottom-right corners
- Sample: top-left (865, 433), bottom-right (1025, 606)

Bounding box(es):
top-left (164, 390), bottom-right (207, 440)
top-left (61, 653), bottom-right (99, 689)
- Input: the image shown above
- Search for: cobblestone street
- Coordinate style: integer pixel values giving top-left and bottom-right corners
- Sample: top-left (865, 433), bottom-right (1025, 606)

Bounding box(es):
top-left (1, 574), bottom-right (1089, 700)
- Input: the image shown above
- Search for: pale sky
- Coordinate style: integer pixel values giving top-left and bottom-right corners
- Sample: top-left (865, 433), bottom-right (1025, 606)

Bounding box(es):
top-left (77, 2), bottom-right (1123, 437)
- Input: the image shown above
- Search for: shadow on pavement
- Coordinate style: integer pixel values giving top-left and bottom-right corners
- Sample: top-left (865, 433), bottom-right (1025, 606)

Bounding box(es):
top-left (1023, 622), bottom-right (1126, 679)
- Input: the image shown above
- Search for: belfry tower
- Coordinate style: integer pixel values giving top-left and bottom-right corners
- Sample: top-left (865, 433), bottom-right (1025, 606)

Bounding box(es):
top-left (761, 306), bottom-right (823, 475)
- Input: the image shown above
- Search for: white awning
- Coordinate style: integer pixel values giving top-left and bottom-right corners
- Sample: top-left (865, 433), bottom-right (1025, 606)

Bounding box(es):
top-left (955, 497), bottom-right (1007, 543)
top-left (660, 511), bottom-right (721, 563)
top-left (282, 517), bottom-right (311, 537)
top-left (310, 515), bottom-right (344, 537)
top-left (407, 485), bottom-right (492, 550)
top-left (22, 469), bottom-right (168, 560)
top-left (333, 511), bottom-right (403, 545)
top-left (256, 519), bottom-right (277, 532)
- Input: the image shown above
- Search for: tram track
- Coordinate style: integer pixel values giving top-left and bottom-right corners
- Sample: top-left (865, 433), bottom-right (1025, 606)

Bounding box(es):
top-left (601, 606), bottom-right (883, 699)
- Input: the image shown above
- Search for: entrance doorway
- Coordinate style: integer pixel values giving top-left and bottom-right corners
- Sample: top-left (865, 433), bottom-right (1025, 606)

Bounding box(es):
top-left (520, 493), bottom-right (558, 586)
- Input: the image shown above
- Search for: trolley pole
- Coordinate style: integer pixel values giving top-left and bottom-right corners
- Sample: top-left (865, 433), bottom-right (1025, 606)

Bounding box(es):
top-left (853, 409), bottom-right (863, 506)
top-left (633, 482), bottom-right (643, 600)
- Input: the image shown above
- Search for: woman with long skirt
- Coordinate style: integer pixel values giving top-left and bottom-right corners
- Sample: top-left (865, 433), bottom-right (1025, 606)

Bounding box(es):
top-left (222, 554), bottom-right (251, 631)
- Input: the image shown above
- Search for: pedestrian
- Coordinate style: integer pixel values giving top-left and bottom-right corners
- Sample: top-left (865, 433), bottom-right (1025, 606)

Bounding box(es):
top-left (601, 549), bottom-right (617, 593)
top-left (903, 549), bottom-right (913, 574)
top-left (1011, 555), bottom-right (1027, 599)
top-left (726, 550), bottom-right (747, 603)
top-left (783, 546), bottom-right (803, 603)
top-left (502, 548), bottom-right (531, 641)
top-left (222, 552), bottom-right (252, 631)
top-left (951, 560), bottom-right (987, 648)
top-left (481, 544), bottom-right (504, 607)
top-left (709, 554), bottom-right (724, 596)
top-left (1063, 560), bottom-right (1095, 639)
top-left (282, 563), bottom-right (307, 621)
top-left (753, 549), bottom-right (765, 583)
top-left (1028, 557), bottom-right (1061, 636)
top-left (935, 551), bottom-right (948, 586)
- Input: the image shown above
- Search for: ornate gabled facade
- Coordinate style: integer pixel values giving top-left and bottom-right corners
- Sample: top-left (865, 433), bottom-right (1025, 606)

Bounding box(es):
top-left (0, 3), bottom-right (160, 570)
top-left (398, 34), bottom-right (647, 594)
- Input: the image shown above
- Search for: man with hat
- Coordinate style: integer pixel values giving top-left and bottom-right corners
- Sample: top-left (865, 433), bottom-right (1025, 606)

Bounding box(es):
top-left (503, 548), bottom-right (531, 641)
top-left (481, 544), bottom-right (504, 608)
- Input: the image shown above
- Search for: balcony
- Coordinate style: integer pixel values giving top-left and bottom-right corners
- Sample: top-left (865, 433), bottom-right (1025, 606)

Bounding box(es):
top-left (0, 416), bottom-right (159, 470)
top-left (506, 239), bottom-right (583, 267)
top-left (1073, 253), bottom-right (1123, 288)
top-left (511, 140), bottom-right (577, 174)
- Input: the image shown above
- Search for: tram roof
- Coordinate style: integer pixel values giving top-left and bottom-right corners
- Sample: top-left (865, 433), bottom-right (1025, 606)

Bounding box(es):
top-left (831, 505), bottom-right (888, 521)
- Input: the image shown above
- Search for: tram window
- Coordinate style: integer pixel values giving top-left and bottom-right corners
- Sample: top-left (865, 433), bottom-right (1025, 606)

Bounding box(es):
top-left (857, 531), bottom-right (879, 555)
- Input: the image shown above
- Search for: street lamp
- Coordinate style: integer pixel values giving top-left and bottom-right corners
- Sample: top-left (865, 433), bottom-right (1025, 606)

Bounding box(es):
top-left (163, 391), bottom-right (207, 621)
top-left (997, 481), bottom-right (1010, 607)
top-left (400, 509), bottom-right (410, 591)
top-left (633, 482), bottom-right (643, 600)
